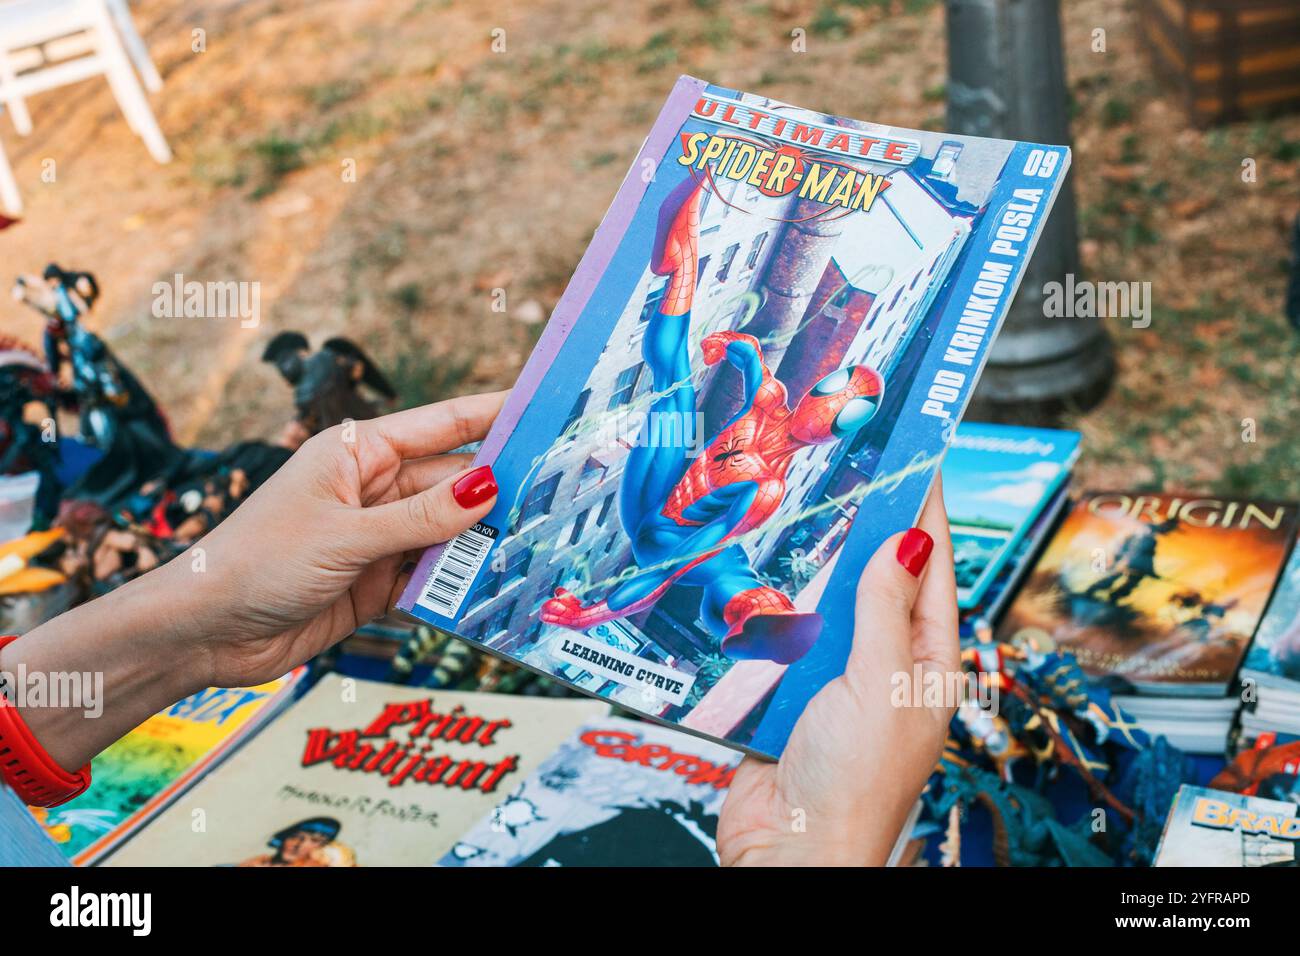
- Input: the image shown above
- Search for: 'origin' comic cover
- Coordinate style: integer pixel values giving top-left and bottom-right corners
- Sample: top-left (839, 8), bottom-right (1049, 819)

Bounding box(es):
top-left (398, 75), bottom-right (1071, 757)
top-left (998, 492), bottom-right (1298, 695)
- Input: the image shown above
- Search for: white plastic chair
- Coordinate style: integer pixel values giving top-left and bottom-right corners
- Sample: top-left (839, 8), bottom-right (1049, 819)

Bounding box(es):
top-left (105, 0), bottom-right (162, 92)
top-left (0, 133), bottom-right (19, 213)
top-left (0, 0), bottom-right (170, 163)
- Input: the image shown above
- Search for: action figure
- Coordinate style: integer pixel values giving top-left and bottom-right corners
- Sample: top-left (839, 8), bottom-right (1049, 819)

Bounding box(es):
top-left (262, 332), bottom-right (396, 449)
top-left (13, 265), bottom-right (180, 506)
top-left (1211, 737), bottom-right (1300, 798)
top-left (0, 336), bottom-right (63, 529)
top-left (542, 178), bottom-right (884, 665)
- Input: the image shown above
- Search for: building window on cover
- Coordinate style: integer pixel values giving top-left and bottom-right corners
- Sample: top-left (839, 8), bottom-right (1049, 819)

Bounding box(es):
top-left (745, 232), bottom-right (768, 270)
top-left (523, 619), bottom-right (544, 646)
top-left (561, 389), bottom-right (590, 439)
top-left (512, 473), bottom-right (562, 532)
top-left (639, 283), bottom-right (666, 323)
top-left (596, 492), bottom-right (616, 526)
top-left (478, 599), bottom-right (518, 640)
top-left (569, 508), bottom-right (591, 546)
top-left (497, 546), bottom-right (533, 590)
top-left (606, 363), bottom-right (643, 410)
top-left (575, 456), bottom-right (606, 495)
top-left (716, 243), bottom-right (740, 282)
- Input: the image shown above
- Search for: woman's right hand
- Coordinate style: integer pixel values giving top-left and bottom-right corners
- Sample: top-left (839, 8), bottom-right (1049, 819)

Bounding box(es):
top-left (718, 477), bottom-right (960, 866)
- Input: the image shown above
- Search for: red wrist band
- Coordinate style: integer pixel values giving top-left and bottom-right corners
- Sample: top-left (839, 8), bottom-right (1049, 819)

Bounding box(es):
top-left (0, 635), bottom-right (92, 807)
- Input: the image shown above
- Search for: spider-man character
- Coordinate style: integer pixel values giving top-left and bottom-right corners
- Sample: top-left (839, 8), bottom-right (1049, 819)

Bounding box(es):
top-left (541, 177), bottom-right (883, 665)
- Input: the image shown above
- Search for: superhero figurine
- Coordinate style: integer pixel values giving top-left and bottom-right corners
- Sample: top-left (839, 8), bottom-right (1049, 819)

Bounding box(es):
top-left (0, 336), bottom-right (62, 530)
top-left (541, 178), bottom-right (884, 665)
top-left (262, 332), bottom-right (396, 449)
top-left (13, 265), bottom-right (180, 506)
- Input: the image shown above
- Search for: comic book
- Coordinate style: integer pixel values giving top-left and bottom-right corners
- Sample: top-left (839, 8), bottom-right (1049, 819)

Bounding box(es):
top-left (980, 482), bottom-right (1072, 624)
top-left (397, 75), bottom-right (1072, 757)
top-left (1242, 540), bottom-right (1300, 703)
top-left (0, 782), bottom-right (69, 866)
top-left (31, 669), bottom-right (305, 865)
top-left (957, 481), bottom-right (1071, 640)
top-left (440, 716), bottom-right (737, 867)
top-left (1154, 784), bottom-right (1299, 867)
top-left (997, 492), bottom-right (1298, 695)
top-left (943, 422), bottom-right (1079, 610)
top-left (102, 674), bottom-right (605, 866)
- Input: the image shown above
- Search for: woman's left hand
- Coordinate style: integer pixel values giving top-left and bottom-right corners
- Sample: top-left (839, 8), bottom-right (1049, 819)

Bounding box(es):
top-left (174, 391), bottom-right (506, 688)
top-left (4, 392), bottom-right (505, 771)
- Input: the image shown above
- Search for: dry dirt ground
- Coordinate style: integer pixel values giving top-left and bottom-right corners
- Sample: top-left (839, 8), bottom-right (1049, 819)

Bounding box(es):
top-left (0, 0), bottom-right (1296, 497)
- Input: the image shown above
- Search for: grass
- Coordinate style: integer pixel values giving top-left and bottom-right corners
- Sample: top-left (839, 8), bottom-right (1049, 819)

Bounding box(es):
top-left (384, 318), bottom-right (477, 410)
top-left (250, 133), bottom-right (306, 198)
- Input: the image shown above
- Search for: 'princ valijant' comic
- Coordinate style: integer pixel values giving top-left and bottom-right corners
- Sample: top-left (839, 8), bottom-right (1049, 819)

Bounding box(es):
top-left (398, 75), bottom-right (1071, 757)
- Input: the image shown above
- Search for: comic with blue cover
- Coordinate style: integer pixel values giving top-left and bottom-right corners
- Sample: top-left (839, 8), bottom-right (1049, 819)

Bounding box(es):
top-left (398, 75), bottom-right (1071, 758)
top-left (1243, 542), bottom-right (1300, 687)
top-left (943, 422), bottom-right (1079, 611)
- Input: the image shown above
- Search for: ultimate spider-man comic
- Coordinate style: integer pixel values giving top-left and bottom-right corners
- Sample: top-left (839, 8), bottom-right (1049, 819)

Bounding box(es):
top-left (399, 76), bottom-right (1071, 758)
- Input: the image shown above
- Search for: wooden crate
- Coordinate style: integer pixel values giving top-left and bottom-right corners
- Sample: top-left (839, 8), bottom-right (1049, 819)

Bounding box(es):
top-left (1138, 0), bottom-right (1300, 126)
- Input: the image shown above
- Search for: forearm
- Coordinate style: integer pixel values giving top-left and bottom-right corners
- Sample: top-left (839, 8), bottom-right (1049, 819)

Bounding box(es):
top-left (0, 559), bottom-right (212, 771)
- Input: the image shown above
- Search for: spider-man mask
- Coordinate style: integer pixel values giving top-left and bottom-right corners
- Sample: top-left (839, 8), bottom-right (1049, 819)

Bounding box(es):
top-left (788, 365), bottom-right (884, 444)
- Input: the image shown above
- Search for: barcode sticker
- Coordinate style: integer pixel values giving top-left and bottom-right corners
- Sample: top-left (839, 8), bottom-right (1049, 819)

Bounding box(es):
top-left (416, 522), bottom-right (498, 619)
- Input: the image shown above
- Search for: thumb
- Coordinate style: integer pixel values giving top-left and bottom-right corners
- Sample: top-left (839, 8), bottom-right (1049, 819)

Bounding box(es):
top-left (849, 527), bottom-right (934, 672)
top-left (357, 464), bottom-right (498, 560)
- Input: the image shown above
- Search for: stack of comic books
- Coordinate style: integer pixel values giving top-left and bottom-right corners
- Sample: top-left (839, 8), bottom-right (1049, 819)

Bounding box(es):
top-left (1240, 543), bottom-right (1300, 742)
top-left (396, 75), bottom-right (1072, 760)
top-left (100, 674), bottom-right (605, 866)
top-left (942, 422), bottom-right (1079, 639)
top-left (27, 669), bottom-right (306, 865)
top-left (1154, 784), bottom-right (1299, 867)
top-left (997, 492), bottom-right (1298, 753)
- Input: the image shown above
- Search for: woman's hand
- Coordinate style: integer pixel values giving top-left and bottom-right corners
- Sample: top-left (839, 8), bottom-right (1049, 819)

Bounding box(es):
top-left (717, 477), bottom-right (959, 866)
top-left (172, 391), bottom-right (506, 689)
top-left (4, 392), bottom-right (505, 771)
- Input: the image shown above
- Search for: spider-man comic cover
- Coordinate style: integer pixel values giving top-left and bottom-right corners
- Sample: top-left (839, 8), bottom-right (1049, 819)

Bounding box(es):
top-left (399, 75), bottom-right (1071, 758)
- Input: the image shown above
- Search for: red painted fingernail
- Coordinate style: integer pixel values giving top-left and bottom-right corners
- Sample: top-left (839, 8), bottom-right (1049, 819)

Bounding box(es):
top-left (452, 465), bottom-right (497, 509)
top-left (896, 528), bottom-right (933, 578)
